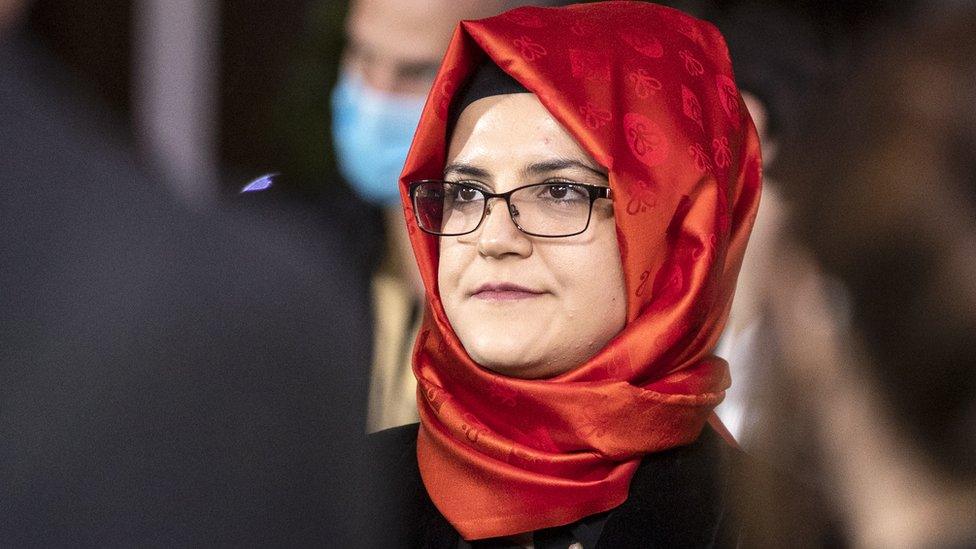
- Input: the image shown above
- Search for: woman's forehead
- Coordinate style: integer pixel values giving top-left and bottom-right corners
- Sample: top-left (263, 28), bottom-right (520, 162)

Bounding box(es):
top-left (446, 93), bottom-right (602, 173)
top-left (451, 93), bottom-right (543, 136)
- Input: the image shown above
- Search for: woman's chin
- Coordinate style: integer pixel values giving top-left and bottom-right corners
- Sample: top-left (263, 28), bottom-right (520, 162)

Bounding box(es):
top-left (466, 347), bottom-right (567, 379)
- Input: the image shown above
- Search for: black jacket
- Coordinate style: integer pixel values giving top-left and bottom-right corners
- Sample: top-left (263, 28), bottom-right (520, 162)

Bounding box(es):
top-left (366, 423), bottom-right (844, 548)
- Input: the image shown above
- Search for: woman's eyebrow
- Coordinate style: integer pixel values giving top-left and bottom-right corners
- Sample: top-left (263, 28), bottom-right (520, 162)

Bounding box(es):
top-left (524, 159), bottom-right (608, 180)
top-left (443, 163), bottom-right (491, 179)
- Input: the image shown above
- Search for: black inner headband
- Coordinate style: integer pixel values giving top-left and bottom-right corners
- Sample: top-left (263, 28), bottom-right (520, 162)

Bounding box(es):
top-left (447, 59), bottom-right (530, 134)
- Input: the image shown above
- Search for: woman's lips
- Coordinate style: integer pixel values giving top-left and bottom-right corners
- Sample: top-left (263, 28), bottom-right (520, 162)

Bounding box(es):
top-left (471, 283), bottom-right (546, 302)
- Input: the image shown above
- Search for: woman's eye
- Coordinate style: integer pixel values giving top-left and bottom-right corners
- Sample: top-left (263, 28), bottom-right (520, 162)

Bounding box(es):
top-left (448, 184), bottom-right (483, 203)
top-left (547, 185), bottom-right (569, 199)
top-left (457, 187), bottom-right (479, 201)
top-left (542, 183), bottom-right (586, 201)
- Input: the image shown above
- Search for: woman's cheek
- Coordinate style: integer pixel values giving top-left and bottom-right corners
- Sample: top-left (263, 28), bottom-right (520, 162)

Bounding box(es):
top-left (437, 240), bottom-right (466, 329)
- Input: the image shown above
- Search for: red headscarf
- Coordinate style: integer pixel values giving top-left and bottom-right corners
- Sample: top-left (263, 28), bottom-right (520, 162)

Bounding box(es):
top-left (399, 1), bottom-right (761, 540)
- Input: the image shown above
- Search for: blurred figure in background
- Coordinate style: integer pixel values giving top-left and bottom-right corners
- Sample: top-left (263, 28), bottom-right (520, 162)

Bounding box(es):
top-left (330, 0), bottom-right (557, 432)
top-left (763, 5), bottom-right (976, 546)
top-left (1, 1), bottom-right (372, 544)
top-left (702, 1), bottom-right (829, 444)
top-left (0, 0), bottom-right (26, 28)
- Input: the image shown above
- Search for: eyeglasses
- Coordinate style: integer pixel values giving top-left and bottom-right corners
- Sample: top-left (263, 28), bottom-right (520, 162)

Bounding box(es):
top-left (409, 180), bottom-right (613, 238)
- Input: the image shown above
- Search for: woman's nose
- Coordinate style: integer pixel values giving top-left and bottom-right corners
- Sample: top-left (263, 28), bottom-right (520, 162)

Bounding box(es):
top-left (476, 200), bottom-right (532, 259)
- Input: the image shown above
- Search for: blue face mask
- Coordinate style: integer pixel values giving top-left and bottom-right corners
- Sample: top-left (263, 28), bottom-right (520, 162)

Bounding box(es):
top-left (330, 71), bottom-right (427, 207)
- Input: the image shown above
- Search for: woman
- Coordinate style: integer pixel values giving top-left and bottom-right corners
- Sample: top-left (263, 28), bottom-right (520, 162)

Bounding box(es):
top-left (369, 3), bottom-right (770, 546)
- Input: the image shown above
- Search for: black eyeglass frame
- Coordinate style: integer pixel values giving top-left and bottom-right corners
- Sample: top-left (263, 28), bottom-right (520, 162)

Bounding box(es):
top-left (409, 179), bottom-right (614, 238)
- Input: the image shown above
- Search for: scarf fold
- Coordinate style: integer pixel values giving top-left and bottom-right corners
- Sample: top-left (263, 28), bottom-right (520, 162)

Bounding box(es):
top-left (399, 1), bottom-right (761, 539)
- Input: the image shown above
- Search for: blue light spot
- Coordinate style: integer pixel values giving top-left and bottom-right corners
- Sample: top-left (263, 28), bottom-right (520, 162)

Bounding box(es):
top-left (240, 173), bottom-right (279, 193)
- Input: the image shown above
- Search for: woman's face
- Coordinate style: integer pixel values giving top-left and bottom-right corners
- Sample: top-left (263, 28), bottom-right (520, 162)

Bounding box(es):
top-left (437, 93), bottom-right (627, 379)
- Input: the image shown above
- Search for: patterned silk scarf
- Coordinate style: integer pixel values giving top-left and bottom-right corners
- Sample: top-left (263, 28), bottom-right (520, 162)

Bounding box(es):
top-left (398, 2), bottom-right (762, 539)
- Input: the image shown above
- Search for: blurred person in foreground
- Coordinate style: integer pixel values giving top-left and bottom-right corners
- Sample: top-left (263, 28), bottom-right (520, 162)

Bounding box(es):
top-left (1, 2), bottom-right (371, 544)
top-left (765, 6), bottom-right (976, 546)
top-left (329, 0), bottom-right (555, 432)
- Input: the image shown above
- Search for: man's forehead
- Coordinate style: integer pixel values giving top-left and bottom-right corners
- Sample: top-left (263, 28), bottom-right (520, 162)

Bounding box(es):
top-left (347, 0), bottom-right (508, 62)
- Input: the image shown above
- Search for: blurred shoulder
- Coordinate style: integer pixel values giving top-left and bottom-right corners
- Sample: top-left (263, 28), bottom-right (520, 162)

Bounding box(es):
top-left (730, 442), bottom-right (848, 547)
